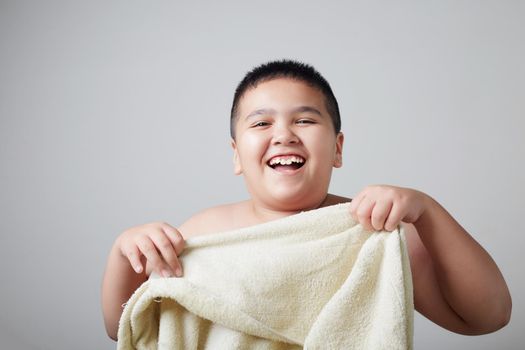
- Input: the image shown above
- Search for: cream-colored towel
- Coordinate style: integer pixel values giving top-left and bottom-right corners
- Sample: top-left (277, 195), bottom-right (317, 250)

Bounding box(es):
top-left (117, 202), bottom-right (413, 350)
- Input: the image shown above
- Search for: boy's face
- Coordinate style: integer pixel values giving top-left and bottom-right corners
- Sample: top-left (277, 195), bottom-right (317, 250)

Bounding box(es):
top-left (231, 78), bottom-right (344, 210)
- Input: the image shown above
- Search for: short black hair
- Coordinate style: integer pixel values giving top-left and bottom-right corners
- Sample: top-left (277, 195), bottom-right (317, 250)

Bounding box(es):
top-left (230, 59), bottom-right (341, 139)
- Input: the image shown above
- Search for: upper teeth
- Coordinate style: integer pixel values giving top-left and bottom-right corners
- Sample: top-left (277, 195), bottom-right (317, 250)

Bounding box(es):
top-left (268, 156), bottom-right (305, 166)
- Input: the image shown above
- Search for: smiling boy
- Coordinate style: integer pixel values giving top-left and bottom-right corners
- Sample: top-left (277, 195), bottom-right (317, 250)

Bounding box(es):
top-left (102, 59), bottom-right (511, 341)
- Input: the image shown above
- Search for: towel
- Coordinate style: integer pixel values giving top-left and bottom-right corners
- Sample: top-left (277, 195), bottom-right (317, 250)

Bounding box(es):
top-left (117, 202), bottom-right (414, 349)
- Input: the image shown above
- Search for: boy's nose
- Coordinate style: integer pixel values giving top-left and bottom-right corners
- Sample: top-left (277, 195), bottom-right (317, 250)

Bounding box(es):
top-left (272, 125), bottom-right (299, 145)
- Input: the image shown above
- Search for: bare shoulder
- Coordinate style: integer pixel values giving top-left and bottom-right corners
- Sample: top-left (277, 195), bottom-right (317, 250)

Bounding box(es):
top-left (178, 201), bottom-right (249, 239)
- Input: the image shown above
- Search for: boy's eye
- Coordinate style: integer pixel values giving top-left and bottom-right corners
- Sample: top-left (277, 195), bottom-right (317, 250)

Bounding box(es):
top-left (297, 119), bottom-right (315, 124)
top-left (253, 121), bottom-right (270, 127)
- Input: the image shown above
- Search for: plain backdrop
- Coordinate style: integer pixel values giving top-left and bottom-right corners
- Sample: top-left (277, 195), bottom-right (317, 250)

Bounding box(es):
top-left (1, 0), bottom-right (523, 349)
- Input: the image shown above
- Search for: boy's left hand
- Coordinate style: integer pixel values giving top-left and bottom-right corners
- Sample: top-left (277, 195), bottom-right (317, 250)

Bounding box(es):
top-left (348, 185), bottom-right (427, 232)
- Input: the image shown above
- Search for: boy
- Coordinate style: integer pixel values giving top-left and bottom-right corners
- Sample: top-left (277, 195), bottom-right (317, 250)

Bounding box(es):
top-left (101, 59), bottom-right (511, 341)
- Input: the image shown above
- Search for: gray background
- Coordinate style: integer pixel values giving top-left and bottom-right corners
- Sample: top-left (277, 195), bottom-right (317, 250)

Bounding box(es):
top-left (1, 0), bottom-right (523, 349)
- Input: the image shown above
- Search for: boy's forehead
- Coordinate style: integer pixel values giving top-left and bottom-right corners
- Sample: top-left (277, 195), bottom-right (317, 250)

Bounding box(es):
top-left (238, 78), bottom-right (327, 116)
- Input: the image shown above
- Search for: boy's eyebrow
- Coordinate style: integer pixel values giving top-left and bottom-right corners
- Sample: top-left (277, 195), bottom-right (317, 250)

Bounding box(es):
top-left (244, 106), bottom-right (323, 120)
top-left (293, 106), bottom-right (323, 116)
top-left (245, 108), bottom-right (277, 120)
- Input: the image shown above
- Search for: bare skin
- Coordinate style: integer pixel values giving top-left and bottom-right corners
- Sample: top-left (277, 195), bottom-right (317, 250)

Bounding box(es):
top-left (101, 191), bottom-right (511, 339)
top-left (101, 78), bottom-right (511, 340)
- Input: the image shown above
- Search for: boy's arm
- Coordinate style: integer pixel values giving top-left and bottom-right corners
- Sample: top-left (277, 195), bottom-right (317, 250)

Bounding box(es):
top-left (406, 196), bottom-right (511, 334)
top-left (349, 185), bottom-right (511, 334)
top-left (101, 240), bottom-right (148, 340)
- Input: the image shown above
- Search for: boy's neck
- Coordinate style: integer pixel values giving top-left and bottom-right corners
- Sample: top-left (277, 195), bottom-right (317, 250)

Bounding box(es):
top-left (248, 194), bottom-right (333, 223)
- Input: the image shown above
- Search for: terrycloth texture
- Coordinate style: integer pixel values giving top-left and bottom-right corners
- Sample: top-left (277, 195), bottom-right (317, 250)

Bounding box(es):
top-left (117, 202), bottom-right (414, 350)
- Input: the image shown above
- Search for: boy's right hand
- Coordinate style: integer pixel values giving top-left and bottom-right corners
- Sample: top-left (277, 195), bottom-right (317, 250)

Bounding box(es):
top-left (116, 222), bottom-right (185, 278)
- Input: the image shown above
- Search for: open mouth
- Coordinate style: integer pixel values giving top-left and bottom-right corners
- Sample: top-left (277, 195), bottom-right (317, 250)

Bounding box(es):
top-left (267, 155), bottom-right (306, 172)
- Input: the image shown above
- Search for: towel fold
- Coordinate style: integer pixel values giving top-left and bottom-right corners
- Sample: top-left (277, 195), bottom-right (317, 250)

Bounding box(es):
top-left (117, 202), bottom-right (413, 349)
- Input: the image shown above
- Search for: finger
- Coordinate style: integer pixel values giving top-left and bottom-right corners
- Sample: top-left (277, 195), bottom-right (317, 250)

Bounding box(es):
top-left (349, 191), bottom-right (366, 221)
top-left (149, 230), bottom-right (182, 277)
top-left (123, 244), bottom-right (144, 274)
top-left (356, 197), bottom-right (375, 231)
top-left (384, 202), bottom-right (404, 232)
top-left (160, 223), bottom-right (186, 256)
top-left (371, 199), bottom-right (393, 231)
top-left (135, 236), bottom-right (166, 277)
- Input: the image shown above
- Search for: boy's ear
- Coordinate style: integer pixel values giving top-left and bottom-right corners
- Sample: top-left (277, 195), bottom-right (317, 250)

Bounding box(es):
top-left (333, 132), bottom-right (344, 168)
top-left (230, 138), bottom-right (243, 175)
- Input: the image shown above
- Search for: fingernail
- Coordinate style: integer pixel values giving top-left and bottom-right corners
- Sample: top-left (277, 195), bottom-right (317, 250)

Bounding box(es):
top-left (161, 269), bottom-right (172, 278)
top-left (175, 268), bottom-right (182, 277)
